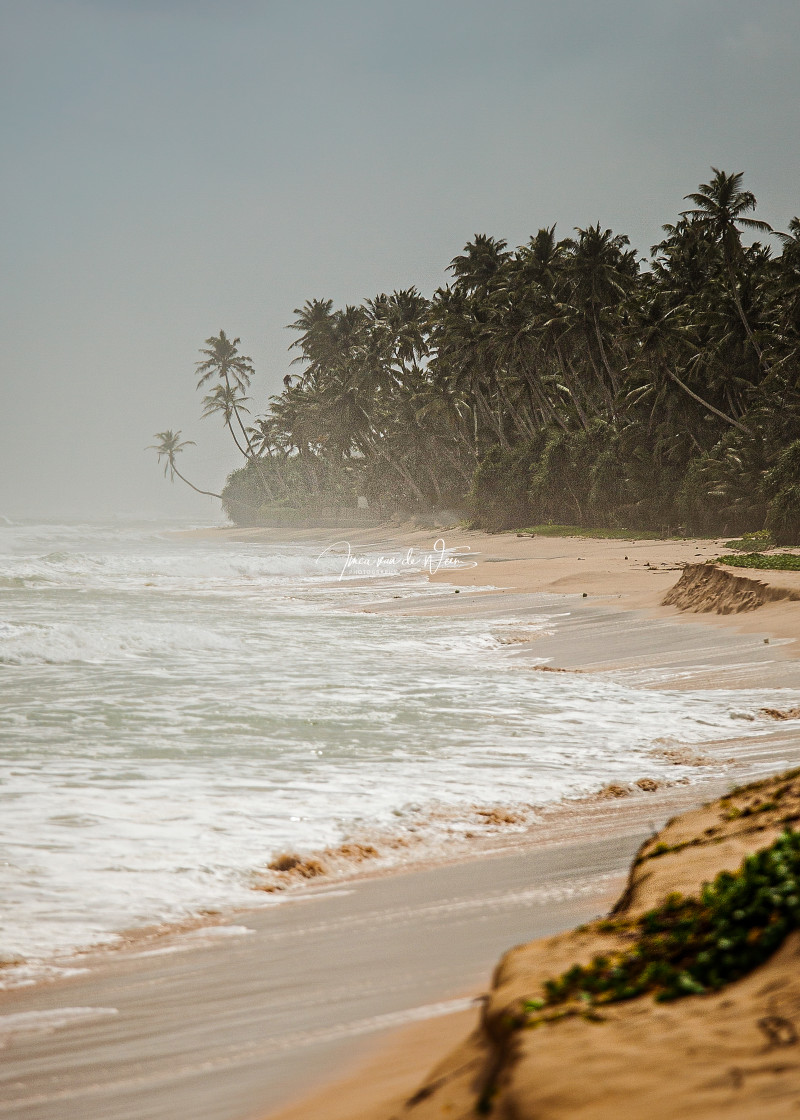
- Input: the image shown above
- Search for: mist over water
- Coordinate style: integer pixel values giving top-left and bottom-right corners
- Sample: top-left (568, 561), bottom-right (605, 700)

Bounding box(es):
top-left (0, 522), bottom-right (795, 973)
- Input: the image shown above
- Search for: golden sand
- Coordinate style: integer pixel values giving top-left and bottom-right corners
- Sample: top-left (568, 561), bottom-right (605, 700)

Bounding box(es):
top-left (257, 526), bottom-right (800, 1120)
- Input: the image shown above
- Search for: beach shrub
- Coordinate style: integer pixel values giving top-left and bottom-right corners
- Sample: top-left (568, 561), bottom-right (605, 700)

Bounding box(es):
top-left (527, 426), bottom-right (604, 526)
top-left (221, 463), bottom-right (266, 524)
top-left (717, 552), bottom-right (800, 571)
top-left (525, 829), bottom-right (800, 1018)
top-left (517, 524), bottom-right (666, 540)
top-left (221, 456), bottom-right (361, 525)
top-left (586, 424), bottom-right (682, 531)
top-left (723, 529), bottom-right (775, 552)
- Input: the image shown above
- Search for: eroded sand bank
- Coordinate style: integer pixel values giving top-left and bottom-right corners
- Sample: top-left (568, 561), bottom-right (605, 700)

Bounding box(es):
top-left (320, 769), bottom-right (800, 1120)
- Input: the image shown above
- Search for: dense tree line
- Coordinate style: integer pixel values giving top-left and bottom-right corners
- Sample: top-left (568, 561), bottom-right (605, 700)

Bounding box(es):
top-left (154, 170), bottom-right (800, 540)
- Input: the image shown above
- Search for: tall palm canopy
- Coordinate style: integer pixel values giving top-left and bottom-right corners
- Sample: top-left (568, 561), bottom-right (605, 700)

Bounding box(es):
top-left (682, 169), bottom-right (773, 254)
top-left (682, 169), bottom-right (774, 362)
top-left (153, 168), bottom-right (800, 543)
top-left (195, 331), bottom-right (255, 393)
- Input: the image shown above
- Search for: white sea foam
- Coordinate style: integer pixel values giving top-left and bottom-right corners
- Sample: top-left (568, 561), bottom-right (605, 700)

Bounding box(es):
top-left (1, 521), bottom-right (798, 972)
top-left (0, 619), bottom-right (243, 664)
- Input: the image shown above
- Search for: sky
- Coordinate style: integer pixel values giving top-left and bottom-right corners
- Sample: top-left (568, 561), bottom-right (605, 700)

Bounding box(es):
top-left (1, 0), bottom-right (799, 520)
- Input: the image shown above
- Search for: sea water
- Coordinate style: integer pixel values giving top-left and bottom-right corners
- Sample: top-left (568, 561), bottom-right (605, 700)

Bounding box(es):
top-left (0, 521), bottom-right (794, 972)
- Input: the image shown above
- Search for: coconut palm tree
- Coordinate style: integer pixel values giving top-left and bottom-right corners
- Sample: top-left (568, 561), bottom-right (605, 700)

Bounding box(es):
top-left (448, 234), bottom-right (511, 294)
top-left (196, 331), bottom-right (276, 499)
top-left (632, 296), bottom-right (749, 433)
top-left (682, 169), bottom-right (773, 361)
top-left (201, 383), bottom-right (252, 452)
top-left (562, 223), bottom-right (638, 403)
top-left (147, 431), bottom-right (221, 498)
top-left (196, 331), bottom-right (259, 455)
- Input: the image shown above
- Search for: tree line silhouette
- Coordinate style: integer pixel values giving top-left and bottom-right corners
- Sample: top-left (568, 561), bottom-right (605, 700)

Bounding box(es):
top-left (152, 169), bottom-right (800, 540)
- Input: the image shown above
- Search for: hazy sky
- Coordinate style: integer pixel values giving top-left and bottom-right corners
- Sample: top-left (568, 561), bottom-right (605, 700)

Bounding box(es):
top-left (2, 0), bottom-right (799, 520)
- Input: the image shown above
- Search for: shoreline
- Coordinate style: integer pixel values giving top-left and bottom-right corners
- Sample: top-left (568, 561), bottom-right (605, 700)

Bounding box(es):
top-left (325, 764), bottom-right (800, 1120)
top-left (181, 522), bottom-right (800, 652)
top-left (4, 526), bottom-right (800, 1120)
top-left (255, 524), bottom-right (800, 1120)
top-left (6, 528), bottom-right (798, 982)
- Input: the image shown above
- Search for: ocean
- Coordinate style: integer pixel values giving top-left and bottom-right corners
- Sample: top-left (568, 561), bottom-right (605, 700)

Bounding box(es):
top-left (0, 521), bottom-right (794, 979)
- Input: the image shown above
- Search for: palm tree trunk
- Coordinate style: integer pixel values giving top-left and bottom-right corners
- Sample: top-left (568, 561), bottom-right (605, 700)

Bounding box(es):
top-left (172, 465), bottom-right (222, 499)
top-left (592, 308), bottom-right (619, 396)
top-left (666, 369), bottom-right (749, 433)
top-left (474, 382), bottom-right (510, 448)
top-left (225, 417), bottom-right (253, 461)
top-left (554, 342), bottom-right (591, 430)
top-left (358, 421), bottom-right (429, 505)
top-left (725, 257), bottom-right (765, 365)
top-left (221, 373), bottom-right (277, 501)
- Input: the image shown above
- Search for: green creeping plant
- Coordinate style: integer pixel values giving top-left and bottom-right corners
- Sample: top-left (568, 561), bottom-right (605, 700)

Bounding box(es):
top-left (717, 552), bottom-right (800, 571)
top-left (524, 829), bottom-right (800, 1019)
top-left (723, 530), bottom-right (775, 553)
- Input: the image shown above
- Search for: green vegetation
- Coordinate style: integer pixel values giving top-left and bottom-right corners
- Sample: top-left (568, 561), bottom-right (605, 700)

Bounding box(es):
top-left (638, 837), bottom-right (706, 862)
top-left (524, 830), bottom-right (800, 1017)
top-left (517, 524), bottom-right (667, 540)
top-left (151, 170), bottom-right (800, 537)
top-left (723, 529), bottom-right (775, 552)
top-left (718, 553), bottom-right (800, 571)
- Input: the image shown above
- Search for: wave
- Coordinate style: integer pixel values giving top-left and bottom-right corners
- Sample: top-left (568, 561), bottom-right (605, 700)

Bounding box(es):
top-left (0, 522), bottom-right (478, 595)
top-left (0, 619), bottom-right (242, 665)
top-left (0, 548), bottom-right (345, 589)
top-left (4, 521), bottom-right (800, 976)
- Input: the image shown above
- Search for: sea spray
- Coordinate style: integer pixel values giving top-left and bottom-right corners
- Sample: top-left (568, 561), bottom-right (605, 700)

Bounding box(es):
top-left (1, 521), bottom-right (798, 972)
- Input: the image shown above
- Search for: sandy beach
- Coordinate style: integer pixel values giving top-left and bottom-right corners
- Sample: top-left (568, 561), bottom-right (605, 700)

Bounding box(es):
top-left (3, 526), bottom-right (800, 1120)
top-left (254, 524), bottom-right (800, 1120)
top-left (190, 522), bottom-right (800, 649)
top-left (314, 766), bottom-right (800, 1120)
top-left (7, 1), bottom-right (800, 1116)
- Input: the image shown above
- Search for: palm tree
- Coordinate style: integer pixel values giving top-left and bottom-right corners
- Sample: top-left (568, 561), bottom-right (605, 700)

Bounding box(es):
top-left (682, 169), bottom-right (773, 361)
top-left (562, 223), bottom-right (638, 403)
top-left (196, 331), bottom-right (259, 455)
top-left (247, 416), bottom-right (279, 458)
top-left (288, 298), bottom-right (337, 386)
top-left (201, 383), bottom-right (252, 455)
top-left (448, 234), bottom-right (511, 294)
top-left (196, 331), bottom-right (276, 499)
top-left (632, 296), bottom-right (749, 433)
top-left (148, 431), bottom-right (221, 498)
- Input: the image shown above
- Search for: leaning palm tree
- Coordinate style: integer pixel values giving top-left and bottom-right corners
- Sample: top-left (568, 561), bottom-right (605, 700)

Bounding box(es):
top-left (201, 383), bottom-right (252, 458)
top-left (682, 169), bottom-right (773, 362)
top-left (147, 430), bottom-right (221, 498)
top-left (196, 331), bottom-right (275, 499)
top-left (196, 331), bottom-right (259, 455)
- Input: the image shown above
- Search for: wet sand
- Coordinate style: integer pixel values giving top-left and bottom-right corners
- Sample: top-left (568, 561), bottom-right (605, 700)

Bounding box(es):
top-left (4, 528), bottom-right (800, 1120)
top-left (1, 821), bottom-right (648, 1119)
top-left (4, 746), bottom-right (800, 1120)
top-left (364, 768), bottom-right (800, 1120)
